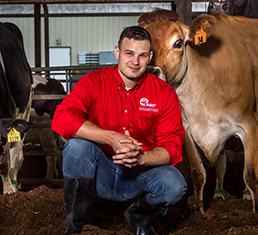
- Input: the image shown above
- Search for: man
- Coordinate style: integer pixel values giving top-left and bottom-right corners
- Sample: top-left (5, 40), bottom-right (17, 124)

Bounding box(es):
top-left (52, 26), bottom-right (187, 235)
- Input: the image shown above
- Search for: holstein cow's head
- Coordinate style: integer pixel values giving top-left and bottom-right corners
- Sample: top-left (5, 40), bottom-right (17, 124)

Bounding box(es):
top-left (0, 119), bottom-right (29, 154)
top-left (208, 0), bottom-right (234, 15)
top-left (138, 9), bottom-right (217, 86)
top-left (0, 50), bottom-right (30, 156)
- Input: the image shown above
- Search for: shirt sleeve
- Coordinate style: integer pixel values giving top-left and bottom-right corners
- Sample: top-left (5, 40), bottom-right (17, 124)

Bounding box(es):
top-left (51, 73), bottom-right (93, 139)
top-left (155, 86), bottom-right (185, 166)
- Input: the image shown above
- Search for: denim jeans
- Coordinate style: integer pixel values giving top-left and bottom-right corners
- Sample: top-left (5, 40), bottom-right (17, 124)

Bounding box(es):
top-left (63, 138), bottom-right (187, 206)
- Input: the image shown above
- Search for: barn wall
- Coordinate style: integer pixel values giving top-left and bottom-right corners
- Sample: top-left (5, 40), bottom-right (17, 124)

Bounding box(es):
top-left (0, 16), bottom-right (138, 67)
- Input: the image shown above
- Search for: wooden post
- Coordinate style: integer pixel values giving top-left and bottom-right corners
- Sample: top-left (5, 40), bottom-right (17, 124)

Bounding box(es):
top-left (43, 3), bottom-right (50, 78)
top-left (176, 0), bottom-right (192, 25)
top-left (34, 3), bottom-right (41, 71)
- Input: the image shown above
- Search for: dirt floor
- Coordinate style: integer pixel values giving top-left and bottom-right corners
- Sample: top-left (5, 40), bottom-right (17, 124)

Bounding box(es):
top-left (1, 148), bottom-right (258, 235)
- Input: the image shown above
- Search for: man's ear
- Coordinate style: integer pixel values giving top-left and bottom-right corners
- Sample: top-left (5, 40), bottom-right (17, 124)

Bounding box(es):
top-left (148, 50), bottom-right (153, 64)
top-left (114, 46), bottom-right (120, 60)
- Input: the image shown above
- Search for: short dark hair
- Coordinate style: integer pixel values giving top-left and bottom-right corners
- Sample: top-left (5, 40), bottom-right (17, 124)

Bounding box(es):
top-left (118, 26), bottom-right (152, 49)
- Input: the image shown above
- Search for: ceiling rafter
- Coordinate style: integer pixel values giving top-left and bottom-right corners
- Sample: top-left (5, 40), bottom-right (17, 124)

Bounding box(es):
top-left (0, 0), bottom-right (205, 4)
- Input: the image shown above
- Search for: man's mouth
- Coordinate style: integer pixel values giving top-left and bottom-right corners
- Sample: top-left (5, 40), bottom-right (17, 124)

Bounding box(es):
top-left (129, 66), bottom-right (140, 72)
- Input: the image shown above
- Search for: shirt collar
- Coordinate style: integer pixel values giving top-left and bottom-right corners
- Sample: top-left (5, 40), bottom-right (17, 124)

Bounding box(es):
top-left (112, 65), bottom-right (148, 91)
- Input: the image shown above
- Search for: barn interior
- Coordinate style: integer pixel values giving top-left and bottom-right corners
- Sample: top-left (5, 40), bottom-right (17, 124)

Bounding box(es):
top-left (0, 1), bottom-right (255, 235)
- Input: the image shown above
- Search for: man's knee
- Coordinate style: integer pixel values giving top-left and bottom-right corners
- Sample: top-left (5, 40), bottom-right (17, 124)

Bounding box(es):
top-left (63, 138), bottom-right (95, 160)
top-left (62, 138), bottom-right (100, 178)
top-left (149, 167), bottom-right (187, 205)
top-left (163, 168), bottom-right (187, 204)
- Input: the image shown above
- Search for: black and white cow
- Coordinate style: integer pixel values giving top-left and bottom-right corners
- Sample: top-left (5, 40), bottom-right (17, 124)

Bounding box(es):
top-left (208, 0), bottom-right (258, 18)
top-left (0, 22), bottom-right (33, 194)
top-left (25, 75), bottom-right (65, 179)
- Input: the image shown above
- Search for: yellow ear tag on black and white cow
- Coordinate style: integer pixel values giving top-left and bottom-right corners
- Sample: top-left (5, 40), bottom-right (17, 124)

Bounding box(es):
top-left (7, 127), bottom-right (21, 143)
top-left (195, 27), bottom-right (206, 45)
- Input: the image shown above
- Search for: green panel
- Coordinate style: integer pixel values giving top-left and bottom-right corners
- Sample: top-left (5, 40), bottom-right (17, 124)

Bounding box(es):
top-left (71, 69), bottom-right (94, 89)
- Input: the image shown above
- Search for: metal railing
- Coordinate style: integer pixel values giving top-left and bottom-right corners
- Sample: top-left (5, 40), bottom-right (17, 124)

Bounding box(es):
top-left (31, 64), bottom-right (114, 94)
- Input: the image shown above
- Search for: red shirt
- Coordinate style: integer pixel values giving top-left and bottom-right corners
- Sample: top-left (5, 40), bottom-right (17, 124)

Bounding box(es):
top-left (52, 65), bottom-right (185, 165)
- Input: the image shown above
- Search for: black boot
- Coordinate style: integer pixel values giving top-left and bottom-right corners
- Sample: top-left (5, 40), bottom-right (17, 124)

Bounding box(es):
top-left (124, 197), bottom-right (167, 235)
top-left (64, 176), bottom-right (94, 235)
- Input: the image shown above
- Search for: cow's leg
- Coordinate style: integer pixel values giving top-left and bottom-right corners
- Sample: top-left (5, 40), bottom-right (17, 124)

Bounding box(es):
top-left (184, 129), bottom-right (206, 214)
top-left (0, 142), bottom-right (17, 194)
top-left (35, 128), bottom-right (60, 179)
top-left (45, 155), bottom-right (57, 179)
top-left (242, 122), bottom-right (258, 213)
top-left (1, 175), bottom-right (16, 194)
top-left (9, 140), bottom-right (24, 190)
top-left (214, 150), bottom-right (229, 199)
top-left (243, 185), bottom-right (252, 200)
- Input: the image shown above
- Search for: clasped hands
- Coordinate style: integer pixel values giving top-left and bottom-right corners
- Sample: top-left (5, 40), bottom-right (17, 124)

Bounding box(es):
top-left (112, 130), bottom-right (143, 168)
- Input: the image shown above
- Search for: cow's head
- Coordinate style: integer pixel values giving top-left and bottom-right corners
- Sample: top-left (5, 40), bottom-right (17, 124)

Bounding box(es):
top-left (208, 0), bottom-right (234, 15)
top-left (0, 119), bottom-right (29, 154)
top-left (138, 10), bottom-right (217, 85)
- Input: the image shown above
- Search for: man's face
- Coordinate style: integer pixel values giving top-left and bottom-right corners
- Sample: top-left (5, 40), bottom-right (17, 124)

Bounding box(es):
top-left (114, 38), bottom-right (153, 85)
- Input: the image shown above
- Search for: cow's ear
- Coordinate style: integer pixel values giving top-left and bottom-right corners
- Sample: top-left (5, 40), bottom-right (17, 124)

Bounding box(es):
top-left (13, 119), bottom-right (30, 135)
top-left (0, 119), bottom-right (29, 139)
top-left (189, 14), bottom-right (217, 40)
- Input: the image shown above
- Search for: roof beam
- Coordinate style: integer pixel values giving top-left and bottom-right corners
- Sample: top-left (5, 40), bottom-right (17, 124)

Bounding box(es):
top-left (0, 0), bottom-right (207, 4)
top-left (0, 0), bottom-right (213, 4)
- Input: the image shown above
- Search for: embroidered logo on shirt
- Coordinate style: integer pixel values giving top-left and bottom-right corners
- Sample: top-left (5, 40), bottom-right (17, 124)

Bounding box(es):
top-left (139, 98), bottom-right (158, 112)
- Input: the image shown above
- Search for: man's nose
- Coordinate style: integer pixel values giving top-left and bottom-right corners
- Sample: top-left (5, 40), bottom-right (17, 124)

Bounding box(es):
top-left (132, 56), bottom-right (140, 64)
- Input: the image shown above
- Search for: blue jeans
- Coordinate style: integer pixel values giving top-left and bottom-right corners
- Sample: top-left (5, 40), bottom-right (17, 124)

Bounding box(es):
top-left (63, 138), bottom-right (187, 206)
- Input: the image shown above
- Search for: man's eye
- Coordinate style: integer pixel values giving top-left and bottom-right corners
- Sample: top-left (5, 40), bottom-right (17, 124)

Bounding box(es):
top-left (140, 54), bottom-right (148, 58)
top-left (126, 52), bottom-right (133, 56)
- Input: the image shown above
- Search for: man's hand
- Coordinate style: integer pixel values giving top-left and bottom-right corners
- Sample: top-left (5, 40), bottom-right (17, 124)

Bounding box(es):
top-left (112, 130), bottom-right (143, 168)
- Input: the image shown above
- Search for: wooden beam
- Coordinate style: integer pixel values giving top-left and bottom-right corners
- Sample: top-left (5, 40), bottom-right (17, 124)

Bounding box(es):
top-left (46, 0), bottom-right (175, 2)
top-left (0, 0), bottom-right (206, 5)
top-left (44, 0), bottom-right (175, 2)
top-left (0, 0), bottom-right (42, 3)
top-left (177, 0), bottom-right (192, 25)
top-left (34, 3), bottom-right (41, 69)
top-left (43, 3), bottom-right (50, 78)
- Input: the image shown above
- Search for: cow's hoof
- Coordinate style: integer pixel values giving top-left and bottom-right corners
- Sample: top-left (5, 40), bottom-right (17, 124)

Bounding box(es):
top-left (214, 188), bottom-right (230, 200)
top-left (11, 179), bottom-right (21, 190)
top-left (187, 195), bottom-right (203, 211)
top-left (243, 188), bottom-right (252, 200)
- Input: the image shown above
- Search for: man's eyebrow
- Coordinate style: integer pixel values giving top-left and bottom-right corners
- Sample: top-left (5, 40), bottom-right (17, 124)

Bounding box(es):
top-left (123, 49), bottom-right (150, 55)
top-left (140, 52), bottom-right (149, 55)
top-left (124, 49), bottom-right (133, 53)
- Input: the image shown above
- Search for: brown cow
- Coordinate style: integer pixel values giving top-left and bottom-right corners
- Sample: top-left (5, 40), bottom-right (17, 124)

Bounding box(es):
top-left (139, 9), bottom-right (258, 213)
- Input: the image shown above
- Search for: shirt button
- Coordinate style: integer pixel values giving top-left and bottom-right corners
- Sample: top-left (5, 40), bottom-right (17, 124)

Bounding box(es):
top-left (127, 93), bottom-right (129, 95)
top-left (123, 127), bottom-right (126, 130)
top-left (125, 110), bottom-right (128, 113)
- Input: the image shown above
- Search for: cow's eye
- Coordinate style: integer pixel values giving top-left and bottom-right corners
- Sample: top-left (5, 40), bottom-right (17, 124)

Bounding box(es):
top-left (209, 2), bottom-right (215, 9)
top-left (173, 39), bottom-right (183, 49)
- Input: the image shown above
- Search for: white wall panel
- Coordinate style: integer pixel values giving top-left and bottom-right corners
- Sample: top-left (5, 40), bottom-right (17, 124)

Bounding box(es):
top-left (49, 16), bottom-right (138, 66)
top-left (0, 16), bottom-right (138, 67)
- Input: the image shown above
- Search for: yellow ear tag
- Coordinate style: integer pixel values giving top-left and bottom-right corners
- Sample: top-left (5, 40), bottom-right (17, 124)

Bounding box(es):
top-left (195, 27), bottom-right (206, 45)
top-left (7, 127), bottom-right (21, 143)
